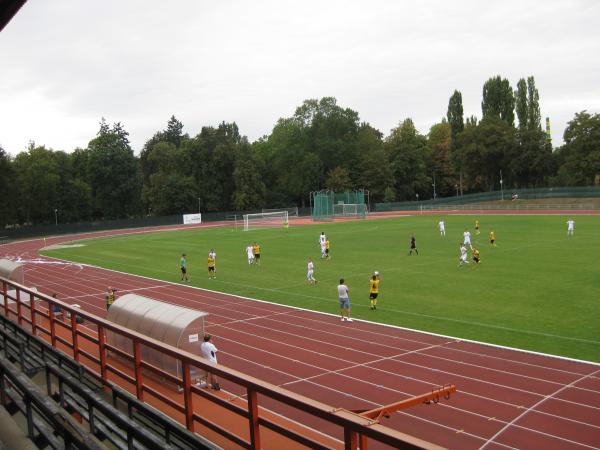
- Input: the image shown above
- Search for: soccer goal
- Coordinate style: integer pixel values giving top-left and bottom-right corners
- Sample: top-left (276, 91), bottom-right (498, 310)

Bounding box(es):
top-left (243, 211), bottom-right (289, 231)
top-left (333, 203), bottom-right (367, 218)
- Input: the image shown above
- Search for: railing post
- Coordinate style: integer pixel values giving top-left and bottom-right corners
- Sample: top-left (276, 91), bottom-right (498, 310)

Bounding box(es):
top-left (1, 280), bottom-right (7, 317)
top-left (30, 292), bottom-right (37, 335)
top-left (49, 300), bottom-right (57, 347)
top-left (71, 313), bottom-right (79, 362)
top-left (344, 428), bottom-right (359, 450)
top-left (16, 288), bottom-right (22, 326)
top-left (133, 340), bottom-right (144, 401)
top-left (248, 388), bottom-right (262, 450)
top-left (181, 360), bottom-right (194, 432)
top-left (98, 325), bottom-right (108, 382)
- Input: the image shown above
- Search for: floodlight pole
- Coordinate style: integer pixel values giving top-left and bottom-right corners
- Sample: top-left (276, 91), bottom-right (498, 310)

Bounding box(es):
top-left (198, 197), bottom-right (201, 214)
top-left (432, 173), bottom-right (437, 199)
top-left (54, 209), bottom-right (58, 226)
top-left (500, 170), bottom-right (504, 201)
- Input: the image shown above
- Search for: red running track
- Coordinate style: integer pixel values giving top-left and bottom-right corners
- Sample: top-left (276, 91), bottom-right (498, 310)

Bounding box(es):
top-left (1, 217), bottom-right (599, 450)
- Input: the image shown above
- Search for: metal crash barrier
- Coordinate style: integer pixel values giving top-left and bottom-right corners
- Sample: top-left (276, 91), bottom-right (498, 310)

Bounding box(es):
top-left (1, 276), bottom-right (448, 450)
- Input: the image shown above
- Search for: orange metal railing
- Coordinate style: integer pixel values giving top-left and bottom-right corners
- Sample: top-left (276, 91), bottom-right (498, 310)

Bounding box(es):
top-left (1, 277), bottom-right (444, 450)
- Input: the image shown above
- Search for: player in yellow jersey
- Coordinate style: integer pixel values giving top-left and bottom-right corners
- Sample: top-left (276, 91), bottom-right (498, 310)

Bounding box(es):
top-left (472, 248), bottom-right (480, 264)
top-left (489, 230), bottom-right (496, 246)
top-left (325, 239), bottom-right (331, 260)
top-left (253, 242), bottom-right (261, 266)
top-left (207, 255), bottom-right (216, 279)
top-left (369, 273), bottom-right (380, 310)
top-left (475, 219), bottom-right (480, 235)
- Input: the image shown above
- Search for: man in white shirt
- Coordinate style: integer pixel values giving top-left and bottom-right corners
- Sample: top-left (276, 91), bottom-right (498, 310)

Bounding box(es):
top-left (319, 232), bottom-right (326, 247)
top-left (200, 335), bottom-right (220, 390)
top-left (306, 258), bottom-right (317, 284)
top-left (463, 230), bottom-right (472, 250)
top-left (438, 220), bottom-right (446, 236)
top-left (458, 244), bottom-right (469, 266)
top-left (246, 245), bottom-right (254, 265)
top-left (566, 219), bottom-right (575, 236)
top-left (337, 278), bottom-right (352, 322)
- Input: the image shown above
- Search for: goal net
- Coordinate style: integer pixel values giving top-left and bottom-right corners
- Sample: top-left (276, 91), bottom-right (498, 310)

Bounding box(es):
top-left (333, 203), bottom-right (367, 218)
top-left (243, 211), bottom-right (289, 231)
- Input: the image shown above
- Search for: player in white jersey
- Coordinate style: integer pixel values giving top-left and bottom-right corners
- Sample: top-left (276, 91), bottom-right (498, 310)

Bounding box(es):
top-left (246, 245), bottom-right (255, 265)
top-left (319, 231), bottom-right (327, 246)
top-left (463, 230), bottom-right (472, 249)
top-left (306, 258), bottom-right (317, 284)
top-left (458, 244), bottom-right (469, 266)
top-left (320, 241), bottom-right (327, 258)
top-left (438, 220), bottom-right (446, 236)
top-left (566, 219), bottom-right (575, 236)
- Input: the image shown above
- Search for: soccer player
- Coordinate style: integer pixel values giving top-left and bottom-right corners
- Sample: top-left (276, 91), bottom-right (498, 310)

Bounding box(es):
top-left (463, 229), bottom-right (472, 250)
top-left (180, 253), bottom-right (189, 282)
top-left (567, 218), bottom-right (575, 236)
top-left (325, 238), bottom-right (331, 260)
top-left (337, 278), bottom-right (352, 322)
top-left (458, 244), bottom-right (469, 266)
top-left (207, 253), bottom-right (216, 279)
top-left (409, 235), bottom-right (419, 255)
top-left (209, 249), bottom-right (216, 272)
top-left (369, 274), bottom-right (380, 310)
top-left (320, 239), bottom-right (327, 259)
top-left (475, 219), bottom-right (480, 235)
top-left (200, 335), bottom-right (220, 390)
top-left (246, 245), bottom-right (255, 265)
top-left (319, 231), bottom-right (327, 246)
top-left (105, 287), bottom-right (116, 310)
top-left (438, 219), bottom-right (446, 236)
top-left (472, 248), bottom-right (480, 264)
top-left (253, 242), bottom-right (261, 266)
top-left (489, 230), bottom-right (496, 246)
top-left (306, 258), bottom-right (317, 285)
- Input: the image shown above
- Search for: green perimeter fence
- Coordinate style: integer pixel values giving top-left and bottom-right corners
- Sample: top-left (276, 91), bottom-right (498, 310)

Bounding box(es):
top-left (2, 187), bottom-right (599, 243)
top-left (375, 186), bottom-right (600, 212)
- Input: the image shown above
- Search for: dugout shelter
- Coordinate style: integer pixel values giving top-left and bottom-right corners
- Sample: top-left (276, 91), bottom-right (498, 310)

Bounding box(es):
top-left (106, 294), bottom-right (208, 379)
top-left (0, 258), bottom-right (24, 284)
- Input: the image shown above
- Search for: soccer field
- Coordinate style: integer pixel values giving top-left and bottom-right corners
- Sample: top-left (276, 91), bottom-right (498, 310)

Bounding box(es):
top-left (42, 215), bottom-right (600, 362)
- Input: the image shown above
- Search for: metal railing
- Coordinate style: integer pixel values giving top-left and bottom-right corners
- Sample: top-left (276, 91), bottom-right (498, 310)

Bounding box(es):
top-left (0, 277), bottom-right (442, 450)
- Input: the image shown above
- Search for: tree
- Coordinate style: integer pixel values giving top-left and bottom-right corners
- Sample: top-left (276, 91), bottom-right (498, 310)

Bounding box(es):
top-left (427, 121), bottom-right (455, 197)
top-left (12, 144), bottom-right (62, 224)
top-left (231, 141), bottom-right (266, 210)
top-left (385, 119), bottom-right (430, 200)
top-left (482, 76), bottom-right (515, 126)
top-left (455, 116), bottom-right (517, 191)
top-left (325, 166), bottom-right (352, 192)
top-left (515, 78), bottom-right (528, 131)
top-left (554, 111), bottom-right (600, 185)
top-left (526, 76), bottom-right (541, 131)
top-left (447, 90), bottom-right (464, 145)
top-left (86, 119), bottom-right (141, 219)
top-left (0, 146), bottom-right (16, 226)
top-left (355, 124), bottom-right (394, 202)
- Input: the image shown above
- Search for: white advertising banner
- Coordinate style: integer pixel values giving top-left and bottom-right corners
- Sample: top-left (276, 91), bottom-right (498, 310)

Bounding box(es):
top-left (183, 213), bottom-right (202, 225)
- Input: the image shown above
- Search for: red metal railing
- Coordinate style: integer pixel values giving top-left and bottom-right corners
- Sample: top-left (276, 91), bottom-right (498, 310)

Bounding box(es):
top-left (1, 277), bottom-right (443, 450)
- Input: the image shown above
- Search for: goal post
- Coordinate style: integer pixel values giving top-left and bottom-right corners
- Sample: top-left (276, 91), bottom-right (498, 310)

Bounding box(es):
top-left (332, 203), bottom-right (367, 218)
top-left (243, 211), bottom-right (289, 231)
top-left (262, 207), bottom-right (298, 217)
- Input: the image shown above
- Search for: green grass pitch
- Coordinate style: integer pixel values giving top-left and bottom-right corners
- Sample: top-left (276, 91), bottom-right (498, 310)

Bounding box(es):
top-left (41, 215), bottom-right (600, 363)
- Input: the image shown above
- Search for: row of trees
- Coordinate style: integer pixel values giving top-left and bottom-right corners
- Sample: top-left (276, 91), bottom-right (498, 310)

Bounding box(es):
top-left (1, 75), bottom-right (599, 226)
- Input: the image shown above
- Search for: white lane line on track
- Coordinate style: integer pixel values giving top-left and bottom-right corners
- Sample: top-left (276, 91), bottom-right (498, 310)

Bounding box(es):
top-left (218, 334), bottom-right (595, 450)
top-left (480, 369), bottom-right (600, 450)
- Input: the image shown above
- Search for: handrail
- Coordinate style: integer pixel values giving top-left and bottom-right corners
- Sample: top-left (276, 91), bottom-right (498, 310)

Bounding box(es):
top-left (1, 276), bottom-right (445, 450)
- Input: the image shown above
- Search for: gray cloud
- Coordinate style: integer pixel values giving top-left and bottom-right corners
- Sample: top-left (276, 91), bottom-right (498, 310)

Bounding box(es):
top-left (1, 0), bottom-right (599, 154)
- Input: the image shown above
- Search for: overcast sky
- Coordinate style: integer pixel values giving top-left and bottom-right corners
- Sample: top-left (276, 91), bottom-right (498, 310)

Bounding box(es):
top-left (1, 0), bottom-right (599, 156)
